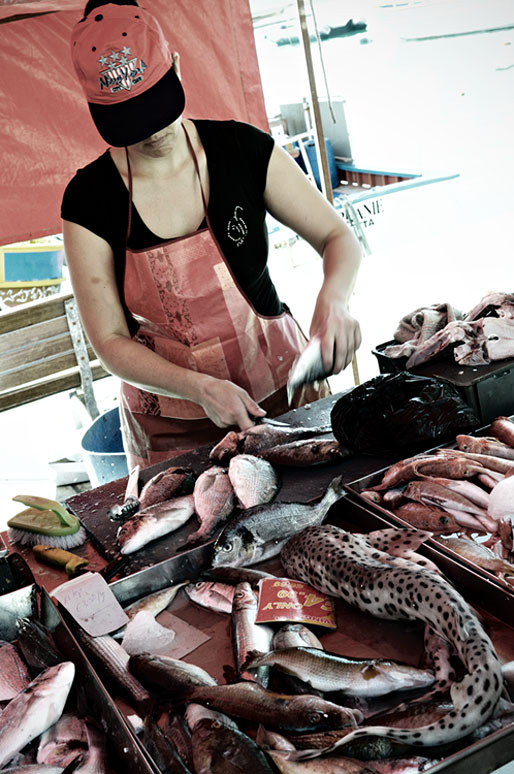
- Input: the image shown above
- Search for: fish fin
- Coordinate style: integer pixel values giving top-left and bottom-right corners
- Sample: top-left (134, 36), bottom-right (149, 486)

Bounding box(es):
top-left (240, 649), bottom-right (267, 673)
top-left (366, 527), bottom-right (433, 555)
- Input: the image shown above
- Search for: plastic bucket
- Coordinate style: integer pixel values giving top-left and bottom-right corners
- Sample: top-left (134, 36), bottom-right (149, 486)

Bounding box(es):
top-left (304, 137), bottom-right (339, 191)
top-left (80, 407), bottom-right (128, 487)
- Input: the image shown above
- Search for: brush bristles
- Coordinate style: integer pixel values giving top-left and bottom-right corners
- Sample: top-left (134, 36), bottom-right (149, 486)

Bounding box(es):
top-left (8, 526), bottom-right (87, 550)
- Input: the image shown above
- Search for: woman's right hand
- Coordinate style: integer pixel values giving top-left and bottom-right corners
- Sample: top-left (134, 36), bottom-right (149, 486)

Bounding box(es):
top-left (196, 375), bottom-right (266, 431)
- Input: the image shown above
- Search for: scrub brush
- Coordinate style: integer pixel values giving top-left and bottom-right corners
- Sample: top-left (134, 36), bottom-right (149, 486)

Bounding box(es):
top-left (7, 495), bottom-right (87, 549)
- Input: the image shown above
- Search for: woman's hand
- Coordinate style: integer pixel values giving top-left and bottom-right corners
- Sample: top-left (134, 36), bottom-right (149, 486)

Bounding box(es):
top-left (196, 375), bottom-right (266, 430)
top-left (310, 285), bottom-right (362, 374)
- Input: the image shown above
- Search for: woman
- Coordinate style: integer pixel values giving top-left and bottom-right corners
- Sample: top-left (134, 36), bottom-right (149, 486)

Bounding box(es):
top-left (63, 0), bottom-right (362, 469)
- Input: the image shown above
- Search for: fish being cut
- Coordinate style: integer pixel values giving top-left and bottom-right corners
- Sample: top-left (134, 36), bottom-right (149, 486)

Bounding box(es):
top-left (0, 661), bottom-right (75, 768)
top-left (117, 494), bottom-right (195, 554)
top-left (209, 421), bottom-right (331, 464)
top-left (228, 454), bottom-right (279, 508)
top-left (258, 438), bottom-right (352, 467)
top-left (286, 336), bottom-right (332, 404)
top-left (211, 475), bottom-right (345, 568)
top-left (281, 524), bottom-right (503, 755)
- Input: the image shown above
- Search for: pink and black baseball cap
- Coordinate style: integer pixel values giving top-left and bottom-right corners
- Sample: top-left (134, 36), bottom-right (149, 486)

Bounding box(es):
top-left (71, 3), bottom-right (185, 146)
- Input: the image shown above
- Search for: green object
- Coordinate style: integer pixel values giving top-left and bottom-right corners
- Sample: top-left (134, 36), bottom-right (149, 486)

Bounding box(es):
top-left (8, 507), bottom-right (80, 537)
top-left (12, 495), bottom-right (78, 529)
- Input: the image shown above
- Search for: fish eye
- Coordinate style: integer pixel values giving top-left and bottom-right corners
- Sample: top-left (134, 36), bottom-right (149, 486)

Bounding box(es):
top-left (221, 542), bottom-right (233, 552)
top-left (212, 720), bottom-right (222, 729)
top-left (308, 711), bottom-right (322, 723)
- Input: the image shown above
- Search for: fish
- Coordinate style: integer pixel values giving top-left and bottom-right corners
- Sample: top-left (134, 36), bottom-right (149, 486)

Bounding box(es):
top-left (142, 715), bottom-right (192, 774)
top-left (184, 581), bottom-right (235, 614)
top-left (15, 618), bottom-right (63, 673)
top-left (266, 749), bottom-right (435, 773)
top-left (73, 628), bottom-right (151, 706)
top-left (138, 466), bottom-right (196, 510)
top-left (424, 477), bottom-right (490, 510)
top-left (209, 421), bottom-right (332, 464)
top-left (456, 434), bottom-right (514, 460)
top-left (280, 524), bottom-right (503, 755)
top-left (228, 454), bottom-right (280, 508)
top-left (403, 480), bottom-right (488, 518)
top-left (489, 416), bottom-right (514, 448)
top-left (112, 582), bottom-right (188, 639)
top-left (287, 336), bottom-right (332, 404)
top-left (186, 681), bottom-right (362, 732)
top-left (201, 565), bottom-right (276, 587)
top-left (436, 536), bottom-right (514, 576)
top-left (244, 648), bottom-right (434, 697)
top-left (37, 713), bottom-right (87, 766)
top-left (0, 661), bottom-right (75, 768)
top-left (273, 624), bottom-right (324, 651)
top-left (211, 475), bottom-right (345, 568)
top-left (185, 703), bottom-right (274, 774)
top-left (72, 720), bottom-right (109, 774)
top-left (117, 494), bottom-right (195, 554)
top-left (128, 653), bottom-right (218, 695)
top-left (374, 454), bottom-right (485, 490)
top-left (184, 467), bottom-right (235, 547)
top-left (258, 439), bottom-right (352, 467)
top-left (231, 582), bottom-right (274, 681)
top-left (161, 711), bottom-right (194, 771)
top-left (0, 641), bottom-right (31, 700)
top-left (392, 503), bottom-right (462, 534)
top-left (1, 766), bottom-right (67, 773)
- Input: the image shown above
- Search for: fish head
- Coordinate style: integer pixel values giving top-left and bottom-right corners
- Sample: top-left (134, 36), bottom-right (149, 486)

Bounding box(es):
top-left (232, 581), bottom-right (257, 611)
top-left (288, 694), bottom-right (362, 731)
top-left (211, 526), bottom-right (256, 567)
top-left (117, 517), bottom-right (150, 554)
top-left (209, 431), bottom-right (240, 463)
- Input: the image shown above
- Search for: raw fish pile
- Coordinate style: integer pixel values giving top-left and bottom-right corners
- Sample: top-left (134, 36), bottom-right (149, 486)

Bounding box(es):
top-left (86, 534), bottom-right (514, 773)
top-left (359, 414), bottom-right (514, 585)
top-left (0, 616), bottom-right (112, 771)
top-left (384, 291), bottom-right (514, 367)
top-left (114, 419), bottom-right (350, 555)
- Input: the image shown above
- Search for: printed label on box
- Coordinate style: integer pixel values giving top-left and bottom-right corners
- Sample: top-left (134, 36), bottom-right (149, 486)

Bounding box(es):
top-left (256, 577), bottom-right (336, 629)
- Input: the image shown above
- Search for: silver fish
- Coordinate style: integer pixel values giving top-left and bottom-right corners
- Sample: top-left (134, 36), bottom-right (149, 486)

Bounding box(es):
top-left (117, 494), bottom-right (195, 554)
top-left (128, 653), bottom-right (217, 695)
top-left (1, 767), bottom-right (66, 773)
top-left (0, 641), bottom-right (31, 700)
top-left (287, 337), bottom-right (332, 404)
top-left (231, 582), bottom-right (274, 681)
top-left (245, 647), bottom-right (434, 697)
top-left (272, 624), bottom-right (324, 651)
top-left (73, 629), bottom-right (150, 706)
top-left (184, 466), bottom-right (235, 547)
top-left (113, 582), bottom-right (188, 640)
top-left (228, 454), bottom-right (280, 509)
top-left (211, 475), bottom-right (345, 568)
top-left (185, 581), bottom-right (235, 614)
top-left (0, 661), bottom-right (75, 768)
top-left (281, 524), bottom-right (503, 755)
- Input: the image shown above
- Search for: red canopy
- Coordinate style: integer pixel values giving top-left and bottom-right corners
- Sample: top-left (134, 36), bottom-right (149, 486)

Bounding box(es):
top-left (0, 0), bottom-right (268, 245)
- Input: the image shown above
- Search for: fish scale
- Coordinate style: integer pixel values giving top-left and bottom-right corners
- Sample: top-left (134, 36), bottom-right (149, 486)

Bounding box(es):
top-left (281, 524), bottom-right (503, 756)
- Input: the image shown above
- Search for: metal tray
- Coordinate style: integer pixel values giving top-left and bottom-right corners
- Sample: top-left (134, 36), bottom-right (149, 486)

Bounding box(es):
top-left (0, 583), bottom-right (156, 774)
top-left (344, 458), bottom-right (514, 601)
top-left (57, 498), bottom-right (514, 774)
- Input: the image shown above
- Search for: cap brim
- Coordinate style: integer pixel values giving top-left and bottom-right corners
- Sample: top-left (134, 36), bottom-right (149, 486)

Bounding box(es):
top-left (88, 66), bottom-right (185, 147)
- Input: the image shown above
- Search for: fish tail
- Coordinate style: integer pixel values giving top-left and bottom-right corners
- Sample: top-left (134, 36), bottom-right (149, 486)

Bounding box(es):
top-left (315, 475), bottom-right (345, 519)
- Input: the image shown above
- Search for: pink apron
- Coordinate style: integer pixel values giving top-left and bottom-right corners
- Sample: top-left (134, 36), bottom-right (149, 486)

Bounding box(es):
top-left (119, 125), bottom-right (329, 467)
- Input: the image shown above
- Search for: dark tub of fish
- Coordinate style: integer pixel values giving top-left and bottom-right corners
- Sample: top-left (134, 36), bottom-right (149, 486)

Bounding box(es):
top-left (0, 582), bottom-right (157, 773)
top-left (343, 419), bottom-right (514, 602)
top-left (47, 502), bottom-right (514, 774)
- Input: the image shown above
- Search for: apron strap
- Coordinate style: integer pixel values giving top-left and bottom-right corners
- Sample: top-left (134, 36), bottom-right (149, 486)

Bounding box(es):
top-left (182, 123), bottom-right (210, 222)
top-left (124, 146), bottom-right (133, 246)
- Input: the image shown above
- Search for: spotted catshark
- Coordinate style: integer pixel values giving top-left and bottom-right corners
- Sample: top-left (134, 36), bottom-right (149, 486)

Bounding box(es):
top-left (281, 524), bottom-right (503, 757)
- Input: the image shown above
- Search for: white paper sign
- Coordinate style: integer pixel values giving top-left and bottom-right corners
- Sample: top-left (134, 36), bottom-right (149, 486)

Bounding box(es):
top-left (51, 571), bottom-right (129, 636)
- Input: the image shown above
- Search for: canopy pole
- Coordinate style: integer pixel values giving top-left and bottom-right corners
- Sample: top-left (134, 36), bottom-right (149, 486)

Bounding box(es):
top-left (295, 0), bottom-right (333, 205)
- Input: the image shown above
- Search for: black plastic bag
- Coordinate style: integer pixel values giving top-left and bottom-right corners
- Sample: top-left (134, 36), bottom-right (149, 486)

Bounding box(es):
top-left (330, 372), bottom-right (479, 456)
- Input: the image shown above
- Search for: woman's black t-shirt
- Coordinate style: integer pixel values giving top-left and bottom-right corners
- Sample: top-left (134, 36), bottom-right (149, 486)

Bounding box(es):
top-left (61, 119), bottom-right (282, 332)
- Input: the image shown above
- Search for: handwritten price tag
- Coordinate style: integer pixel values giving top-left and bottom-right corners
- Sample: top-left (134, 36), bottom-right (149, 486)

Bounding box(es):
top-left (256, 578), bottom-right (336, 629)
top-left (51, 572), bottom-right (129, 636)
